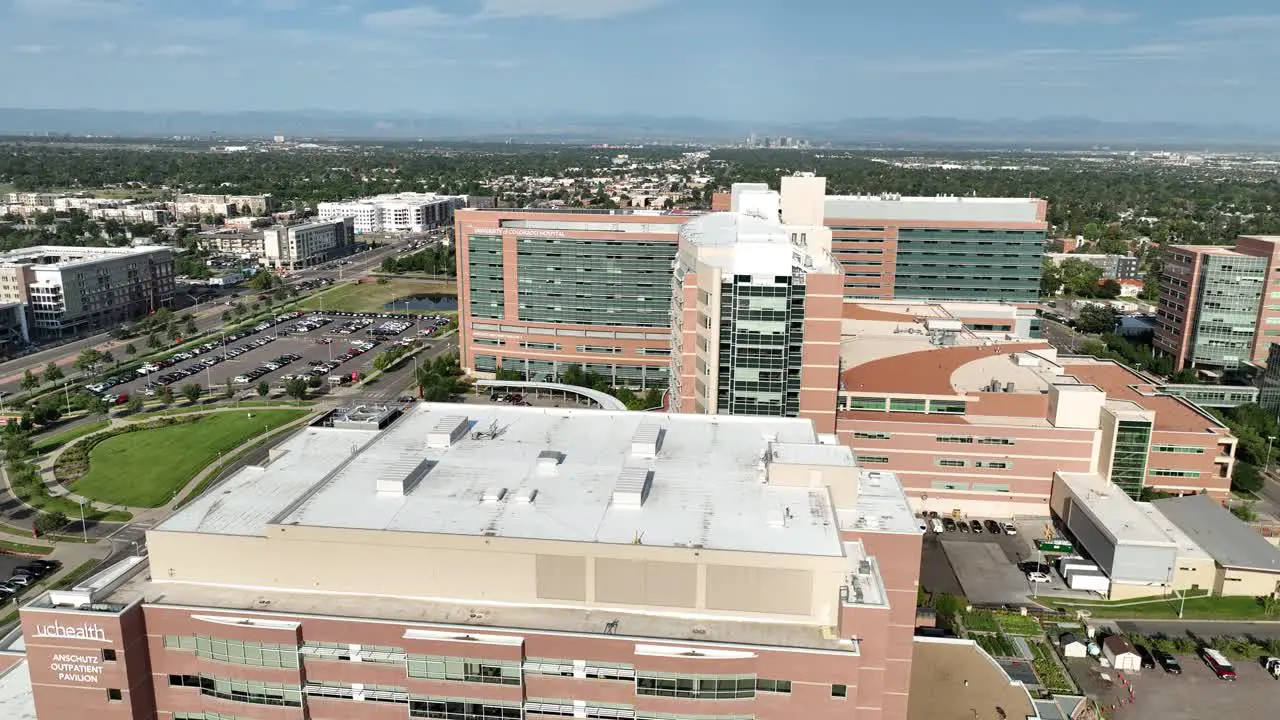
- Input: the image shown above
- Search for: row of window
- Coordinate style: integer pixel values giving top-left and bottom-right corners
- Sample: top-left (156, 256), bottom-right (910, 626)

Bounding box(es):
top-left (931, 481), bottom-right (1013, 492)
top-left (936, 435), bottom-right (1017, 446)
top-left (1150, 469), bottom-right (1201, 478)
top-left (1152, 444), bottom-right (1205, 454)
top-left (937, 458), bottom-right (1011, 469)
top-left (168, 674), bottom-right (302, 707)
top-left (163, 635), bottom-right (298, 669)
top-left (407, 655), bottom-right (522, 685)
top-left (842, 396), bottom-right (966, 414)
top-left (635, 672), bottom-right (803, 700)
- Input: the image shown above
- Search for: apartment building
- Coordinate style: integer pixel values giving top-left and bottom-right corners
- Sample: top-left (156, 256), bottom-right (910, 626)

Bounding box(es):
top-left (836, 301), bottom-right (1236, 517)
top-left (1153, 237), bottom-right (1280, 371)
top-left (262, 218), bottom-right (356, 270)
top-left (715, 183), bottom-right (1049, 303)
top-left (670, 178), bottom-right (843, 433)
top-left (456, 208), bottom-right (691, 391)
top-left (19, 403), bottom-right (922, 720)
top-left (174, 194), bottom-right (275, 218)
top-left (196, 230), bottom-right (266, 257)
top-left (0, 246), bottom-right (174, 337)
top-left (319, 193), bottom-right (464, 234)
top-left (0, 301), bottom-right (30, 352)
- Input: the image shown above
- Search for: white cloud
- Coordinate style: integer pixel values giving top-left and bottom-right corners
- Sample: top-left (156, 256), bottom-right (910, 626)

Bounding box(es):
top-left (12, 44), bottom-right (57, 54)
top-left (12, 0), bottom-right (139, 17)
top-left (362, 6), bottom-right (453, 29)
top-left (1016, 3), bottom-right (1133, 25)
top-left (1180, 14), bottom-right (1280, 33)
top-left (476, 0), bottom-right (667, 20)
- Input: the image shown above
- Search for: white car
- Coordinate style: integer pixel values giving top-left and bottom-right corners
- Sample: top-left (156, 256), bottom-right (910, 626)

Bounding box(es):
top-left (233, 375), bottom-right (251, 384)
top-left (1027, 572), bottom-right (1051, 584)
top-left (1002, 523), bottom-right (1018, 536)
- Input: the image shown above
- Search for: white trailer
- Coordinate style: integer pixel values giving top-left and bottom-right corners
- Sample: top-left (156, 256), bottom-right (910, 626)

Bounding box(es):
top-left (1067, 569), bottom-right (1111, 594)
top-left (1059, 557), bottom-right (1097, 578)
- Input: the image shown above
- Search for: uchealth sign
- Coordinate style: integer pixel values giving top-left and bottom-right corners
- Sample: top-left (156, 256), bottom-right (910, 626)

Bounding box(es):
top-left (49, 653), bottom-right (104, 684)
top-left (31, 620), bottom-right (110, 643)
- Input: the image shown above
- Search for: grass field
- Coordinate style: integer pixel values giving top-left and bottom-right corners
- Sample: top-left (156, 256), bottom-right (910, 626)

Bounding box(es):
top-left (301, 279), bottom-right (456, 314)
top-left (71, 409), bottom-right (308, 507)
top-left (131, 401), bottom-right (314, 421)
top-left (33, 419), bottom-right (112, 454)
top-left (1039, 591), bottom-right (1266, 619)
top-left (0, 539), bottom-right (53, 556)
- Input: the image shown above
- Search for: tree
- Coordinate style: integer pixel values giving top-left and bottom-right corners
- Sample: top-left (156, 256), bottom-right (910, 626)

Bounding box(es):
top-left (34, 511), bottom-right (69, 536)
top-left (1076, 304), bottom-right (1119, 334)
top-left (158, 386), bottom-right (174, 407)
top-left (19, 369), bottom-right (39, 391)
top-left (184, 318), bottom-right (198, 336)
top-left (125, 396), bottom-right (144, 414)
top-left (1232, 462), bottom-right (1264, 495)
top-left (223, 379), bottom-right (235, 400)
top-left (256, 380), bottom-right (270, 397)
top-left (250, 271), bottom-right (277, 291)
top-left (182, 383), bottom-right (203, 404)
top-left (1096, 279), bottom-right (1122, 299)
top-left (74, 348), bottom-right (104, 371)
top-left (42, 362), bottom-right (63, 384)
top-left (284, 377), bottom-right (309, 400)
top-left (1040, 258), bottom-right (1062, 296)
top-left (1094, 235), bottom-right (1130, 255)
top-left (101, 351), bottom-right (116, 367)
top-left (31, 400), bottom-right (61, 425)
top-left (1059, 258), bottom-right (1104, 297)
top-left (146, 333), bottom-right (161, 349)
top-left (124, 343), bottom-right (137, 356)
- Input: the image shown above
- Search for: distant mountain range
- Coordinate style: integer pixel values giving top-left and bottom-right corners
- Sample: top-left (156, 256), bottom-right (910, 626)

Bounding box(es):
top-left (0, 108), bottom-right (1275, 149)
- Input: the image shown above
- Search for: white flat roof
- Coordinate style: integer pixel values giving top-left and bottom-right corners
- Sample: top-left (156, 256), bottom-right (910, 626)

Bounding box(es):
top-left (164, 405), bottom-right (858, 557)
top-left (0, 659), bottom-right (34, 720)
top-left (1136, 504), bottom-right (1211, 560)
top-left (1057, 473), bottom-right (1175, 548)
top-left (825, 195), bottom-right (1044, 224)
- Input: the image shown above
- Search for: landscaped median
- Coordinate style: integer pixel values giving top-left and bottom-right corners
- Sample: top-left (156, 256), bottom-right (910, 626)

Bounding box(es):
top-left (1032, 590), bottom-right (1280, 620)
top-left (54, 409), bottom-right (308, 508)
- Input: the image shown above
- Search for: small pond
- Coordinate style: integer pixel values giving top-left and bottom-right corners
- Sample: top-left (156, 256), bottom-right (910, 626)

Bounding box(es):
top-left (383, 294), bottom-right (458, 311)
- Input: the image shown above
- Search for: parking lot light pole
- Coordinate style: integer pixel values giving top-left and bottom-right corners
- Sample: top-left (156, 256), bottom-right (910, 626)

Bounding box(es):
top-left (1267, 435), bottom-right (1276, 472)
top-left (77, 498), bottom-right (87, 542)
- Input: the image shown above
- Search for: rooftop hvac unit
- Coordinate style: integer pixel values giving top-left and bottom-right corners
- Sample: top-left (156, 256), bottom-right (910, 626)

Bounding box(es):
top-left (613, 466), bottom-right (653, 508)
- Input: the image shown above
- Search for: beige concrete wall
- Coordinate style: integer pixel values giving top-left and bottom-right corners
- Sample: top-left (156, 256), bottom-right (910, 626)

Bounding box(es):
top-left (1108, 581), bottom-right (1169, 601)
top-left (1170, 556), bottom-right (1216, 593)
top-left (1215, 567), bottom-right (1280, 597)
top-left (769, 463), bottom-right (860, 509)
top-left (146, 527), bottom-right (848, 625)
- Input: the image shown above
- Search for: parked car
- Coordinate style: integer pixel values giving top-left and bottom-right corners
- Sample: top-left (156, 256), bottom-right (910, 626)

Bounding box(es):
top-left (984, 520), bottom-right (1001, 534)
top-left (1001, 522), bottom-right (1018, 536)
top-left (1136, 645), bottom-right (1157, 670)
top-left (1154, 649), bottom-right (1182, 674)
top-left (957, 521), bottom-right (969, 534)
top-left (969, 520), bottom-right (983, 533)
top-left (942, 517), bottom-right (957, 532)
top-left (1027, 571), bottom-right (1051, 583)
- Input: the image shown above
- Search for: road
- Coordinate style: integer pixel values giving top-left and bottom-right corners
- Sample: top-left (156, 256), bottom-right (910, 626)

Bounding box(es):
top-left (1042, 317), bottom-right (1087, 353)
top-left (0, 238), bottom-right (414, 396)
top-left (1112, 619), bottom-right (1280, 640)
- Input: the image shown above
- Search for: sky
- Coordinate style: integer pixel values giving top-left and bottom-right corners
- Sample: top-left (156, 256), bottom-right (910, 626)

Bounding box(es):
top-left (0, 0), bottom-right (1277, 126)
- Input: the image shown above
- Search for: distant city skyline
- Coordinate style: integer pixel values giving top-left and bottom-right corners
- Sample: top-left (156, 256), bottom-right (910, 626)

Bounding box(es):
top-left (1, 0), bottom-right (1278, 126)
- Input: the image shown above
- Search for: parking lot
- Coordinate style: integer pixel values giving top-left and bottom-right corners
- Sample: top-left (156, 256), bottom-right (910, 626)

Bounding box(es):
top-left (920, 515), bottom-right (1103, 606)
top-left (0, 555), bottom-right (60, 610)
top-left (90, 311), bottom-right (449, 402)
top-left (1073, 652), bottom-right (1280, 719)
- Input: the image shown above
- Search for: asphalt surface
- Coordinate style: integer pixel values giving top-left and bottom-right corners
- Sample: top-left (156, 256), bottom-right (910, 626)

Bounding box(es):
top-left (1112, 620), bottom-right (1280, 640)
top-left (0, 238), bottom-right (413, 396)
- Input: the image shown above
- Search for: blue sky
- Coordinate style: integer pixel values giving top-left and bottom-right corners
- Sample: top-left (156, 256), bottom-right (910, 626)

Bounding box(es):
top-left (1, 0), bottom-right (1277, 125)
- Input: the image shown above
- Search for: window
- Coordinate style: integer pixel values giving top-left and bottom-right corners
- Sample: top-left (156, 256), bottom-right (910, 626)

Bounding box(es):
top-left (936, 435), bottom-right (973, 444)
top-left (930, 400), bottom-right (967, 414)
top-left (937, 458), bottom-right (968, 468)
top-left (523, 658), bottom-right (574, 676)
top-left (409, 698), bottom-right (522, 720)
top-left (101, 649), bottom-right (117, 662)
top-left (1152, 444), bottom-right (1205, 454)
top-left (636, 672), bottom-right (756, 699)
top-left (856, 455), bottom-right (889, 464)
top-left (974, 460), bottom-right (1010, 469)
top-left (889, 398), bottom-right (928, 413)
top-left (107, 688), bottom-right (122, 702)
top-left (168, 674), bottom-right (302, 707)
top-left (520, 341), bottom-right (560, 351)
top-left (473, 337), bottom-right (503, 346)
top-left (174, 714), bottom-right (251, 720)
top-left (756, 678), bottom-right (792, 693)
top-left (1150, 469), bottom-right (1201, 478)
top-left (832, 683), bottom-right (848, 698)
top-left (846, 396), bottom-right (886, 410)
top-left (977, 437), bottom-right (1015, 446)
top-left (932, 481), bottom-right (969, 490)
top-left (853, 431), bottom-right (891, 440)
top-left (406, 655), bottom-right (522, 685)
top-left (165, 635), bottom-right (299, 669)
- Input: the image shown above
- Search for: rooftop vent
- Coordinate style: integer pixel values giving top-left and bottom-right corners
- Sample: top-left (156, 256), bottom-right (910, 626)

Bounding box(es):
top-left (481, 487), bottom-right (507, 504)
top-left (428, 415), bottom-right (470, 449)
top-left (512, 487), bottom-right (538, 505)
top-left (630, 424), bottom-right (663, 459)
top-left (612, 466), bottom-right (653, 508)
top-left (536, 450), bottom-right (565, 476)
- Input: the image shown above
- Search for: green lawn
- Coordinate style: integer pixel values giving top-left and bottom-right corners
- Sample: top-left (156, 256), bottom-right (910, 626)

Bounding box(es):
top-left (300, 279), bottom-right (456, 314)
top-left (1040, 592), bottom-right (1267, 620)
top-left (32, 419), bottom-right (111, 454)
top-left (71, 410), bottom-right (308, 507)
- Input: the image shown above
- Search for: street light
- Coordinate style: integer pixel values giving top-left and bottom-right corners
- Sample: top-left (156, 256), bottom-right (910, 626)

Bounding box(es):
top-left (1268, 435), bottom-right (1277, 473)
top-left (77, 498), bottom-right (87, 542)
